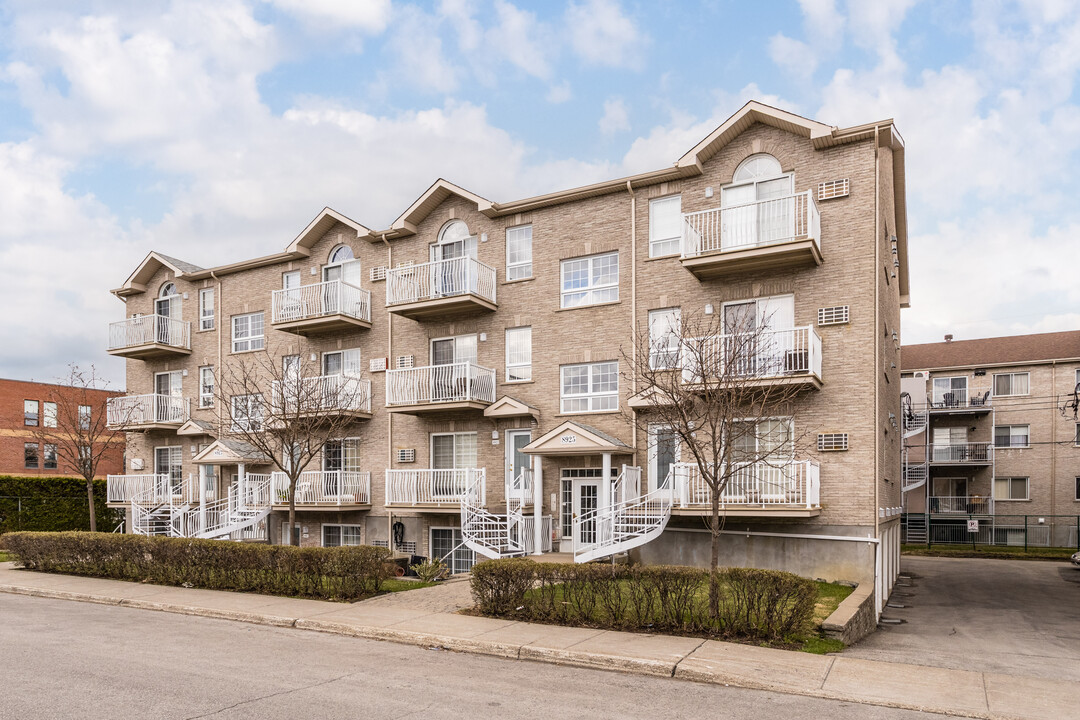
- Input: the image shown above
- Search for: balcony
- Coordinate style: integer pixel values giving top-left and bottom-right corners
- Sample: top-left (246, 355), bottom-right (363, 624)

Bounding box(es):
top-left (271, 279), bottom-right (372, 333)
top-left (385, 468), bottom-right (485, 509)
top-left (680, 191), bottom-right (821, 279)
top-left (669, 460), bottom-right (820, 517)
top-left (927, 387), bottom-right (992, 413)
top-left (108, 315), bottom-right (191, 359)
top-left (681, 325), bottom-right (822, 391)
top-left (106, 473), bottom-right (169, 504)
top-left (929, 442), bottom-right (993, 465)
top-left (385, 362), bottom-right (496, 415)
top-left (929, 496), bottom-right (994, 515)
top-left (271, 375), bottom-right (372, 420)
top-left (386, 257), bottom-right (497, 319)
top-left (107, 394), bottom-right (189, 431)
top-left (271, 470), bottom-right (371, 508)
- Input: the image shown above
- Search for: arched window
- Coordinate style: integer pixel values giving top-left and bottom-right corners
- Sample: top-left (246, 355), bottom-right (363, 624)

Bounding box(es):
top-left (720, 153), bottom-right (794, 248)
top-left (732, 154), bottom-right (783, 184)
top-left (159, 282), bottom-right (177, 298)
top-left (328, 245), bottom-right (354, 264)
top-left (432, 220), bottom-right (477, 262)
top-left (323, 244), bottom-right (361, 285)
top-left (155, 282), bottom-right (179, 322)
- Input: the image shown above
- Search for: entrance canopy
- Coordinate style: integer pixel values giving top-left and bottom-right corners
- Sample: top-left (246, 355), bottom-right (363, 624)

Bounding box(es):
top-left (192, 438), bottom-right (270, 466)
top-left (522, 421), bottom-right (631, 457)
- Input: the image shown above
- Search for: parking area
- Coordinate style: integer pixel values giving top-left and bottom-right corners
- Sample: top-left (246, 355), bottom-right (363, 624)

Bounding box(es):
top-left (845, 555), bottom-right (1080, 681)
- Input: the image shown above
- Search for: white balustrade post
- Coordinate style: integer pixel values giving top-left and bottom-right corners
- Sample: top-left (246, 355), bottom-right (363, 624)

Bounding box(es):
top-left (198, 465), bottom-right (207, 535)
top-left (238, 463), bottom-right (246, 510)
top-left (532, 455), bottom-right (543, 556)
top-left (601, 453), bottom-right (612, 515)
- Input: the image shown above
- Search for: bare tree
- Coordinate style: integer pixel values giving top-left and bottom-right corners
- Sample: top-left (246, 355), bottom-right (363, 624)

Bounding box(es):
top-left (624, 308), bottom-right (813, 613)
top-left (33, 365), bottom-right (126, 532)
top-left (211, 339), bottom-right (369, 545)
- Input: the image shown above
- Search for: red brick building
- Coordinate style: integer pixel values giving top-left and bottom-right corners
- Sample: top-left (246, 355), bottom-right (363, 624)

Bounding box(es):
top-left (0, 378), bottom-right (125, 478)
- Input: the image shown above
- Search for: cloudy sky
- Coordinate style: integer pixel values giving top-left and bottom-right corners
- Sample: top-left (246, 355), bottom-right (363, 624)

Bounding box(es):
top-left (0, 0), bottom-right (1077, 388)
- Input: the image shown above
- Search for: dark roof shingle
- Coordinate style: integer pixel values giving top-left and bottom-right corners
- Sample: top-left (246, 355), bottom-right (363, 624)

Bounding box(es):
top-left (902, 330), bottom-right (1080, 370)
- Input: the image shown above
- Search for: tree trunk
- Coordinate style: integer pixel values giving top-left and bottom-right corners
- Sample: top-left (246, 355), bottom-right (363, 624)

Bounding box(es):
top-left (288, 477), bottom-right (297, 546)
top-left (708, 486), bottom-right (721, 618)
top-left (86, 477), bottom-right (97, 533)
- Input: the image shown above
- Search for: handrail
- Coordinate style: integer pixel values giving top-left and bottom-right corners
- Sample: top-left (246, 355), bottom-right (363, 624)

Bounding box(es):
top-left (107, 473), bottom-right (169, 503)
top-left (386, 256), bottom-right (497, 307)
top-left (670, 460), bottom-right (820, 508)
top-left (107, 394), bottom-right (190, 428)
top-left (271, 279), bottom-right (371, 324)
top-left (385, 468), bottom-right (485, 505)
top-left (574, 466), bottom-right (671, 562)
top-left (109, 314), bottom-right (190, 351)
top-left (271, 375), bottom-right (371, 415)
top-left (682, 190), bottom-right (820, 257)
top-left (271, 470), bottom-right (371, 505)
top-left (681, 325), bottom-right (821, 382)
top-left (927, 386), bottom-right (992, 410)
top-left (385, 362), bottom-right (496, 406)
top-left (929, 442), bottom-right (993, 463)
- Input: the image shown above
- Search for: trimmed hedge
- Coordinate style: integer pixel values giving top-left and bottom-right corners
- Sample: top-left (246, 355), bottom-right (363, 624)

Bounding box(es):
top-left (471, 560), bottom-right (817, 642)
top-left (0, 476), bottom-right (122, 534)
top-left (2, 532), bottom-right (394, 601)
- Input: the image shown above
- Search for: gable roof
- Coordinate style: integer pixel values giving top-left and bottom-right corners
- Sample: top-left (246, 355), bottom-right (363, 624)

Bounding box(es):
top-left (192, 438), bottom-right (270, 465)
top-left (176, 418), bottom-right (215, 437)
top-left (523, 420), bottom-right (631, 456)
top-left (902, 330), bottom-right (1080, 371)
top-left (484, 396), bottom-right (540, 419)
top-left (369, 179), bottom-right (493, 241)
top-left (285, 207), bottom-right (370, 254)
top-left (113, 251), bottom-right (205, 297)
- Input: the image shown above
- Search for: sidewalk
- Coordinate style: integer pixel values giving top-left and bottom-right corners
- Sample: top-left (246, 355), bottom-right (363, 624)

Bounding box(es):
top-left (0, 563), bottom-right (1066, 720)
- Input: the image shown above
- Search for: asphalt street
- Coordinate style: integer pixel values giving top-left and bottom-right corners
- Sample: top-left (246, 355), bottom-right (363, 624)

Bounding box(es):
top-left (0, 593), bottom-right (951, 720)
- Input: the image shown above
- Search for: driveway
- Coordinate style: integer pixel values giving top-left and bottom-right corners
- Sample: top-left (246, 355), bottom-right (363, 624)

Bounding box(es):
top-left (845, 555), bottom-right (1080, 681)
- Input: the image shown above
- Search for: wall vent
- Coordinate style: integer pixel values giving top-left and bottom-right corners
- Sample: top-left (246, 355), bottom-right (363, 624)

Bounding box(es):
top-left (369, 357), bottom-right (388, 373)
top-left (397, 448), bottom-right (416, 463)
top-left (818, 433), bottom-right (849, 451)
top-left (370, 266), bottom-right (387, 281)
top-left (818, 179), bottom-right (850, 201)
top-left (396, 355), bottom-right (414, 369)
top-left (817, 305), bottom-right (850, 326)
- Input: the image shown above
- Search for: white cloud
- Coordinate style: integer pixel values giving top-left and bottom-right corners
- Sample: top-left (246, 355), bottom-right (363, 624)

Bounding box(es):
top-left (546, 80), bottom-right (572, 104)
top-left (598, 97), bottom-right (629, 135)
top-left (266, 0), bottom-right (391, 32)
top-left (485, 1), bottom-right (555, 79)
top-left (565, 0), bottom-right (647, 69)
top-left (768, 34), bottom-right (817, 79)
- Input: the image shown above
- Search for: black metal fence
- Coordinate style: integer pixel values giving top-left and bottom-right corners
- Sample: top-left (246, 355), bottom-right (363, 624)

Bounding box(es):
top-left (902, 513), bottom-right (1080, 550)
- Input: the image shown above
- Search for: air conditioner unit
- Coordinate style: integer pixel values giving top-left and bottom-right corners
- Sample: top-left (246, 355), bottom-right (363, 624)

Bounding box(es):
top-left (131, 458), bottom-right (144, 471)
top-left (397, 448), bottom-right (416, 463)
top-left (370, 266), bottom-right (387, 282)
top-left (913, 371), bottom-right (929, 380)
top-left (369, 357), bottom-right (388, 373)
top-left (396, 355), bottom-right (414, 369)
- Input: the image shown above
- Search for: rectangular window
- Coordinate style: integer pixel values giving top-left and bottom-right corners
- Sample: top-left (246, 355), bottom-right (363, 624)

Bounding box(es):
top-left (154, 446), bottom-right (183, 493)
top-left (1076, 423), bottom-right (1080, 446)
top-left (506, 225), bottom-right (533, 280)
top-left (648, 308), bottom-right (681, 369)
top-left (431, 432), bottom-right (477, 470)
top-left (231, 394), bottom-right (263, 432)
top-left (649, 195), bottom-right (682, 257)
top-left (505, 327), bottom-right (532, 382)
top-left (24, 400), bottom-right (38, 426)
top-left (994, 425), bottom-right (1030, 448)
top-left (430, 527), bottom-right (476, 575)
top-left (561, 479), bottom-right (573, 539)
top-left (560, 252), bottom-right (618, 308)
top-left (199, 288), bottom-right (215, 330)
top-left (43, 444), bottom-right (57, 470)
top-left (78, 405), bottom-right (91, 430)
top-left (994, 476), bottom-right (1029, 501)
top-left (232, 312), bottom-right (265, 353)
top-left (24, 442), bottom-right (39, 469)
top-left (322, 524), bottom-right (363, 547)
top-left (199, 367), bottom-right (215, 408)
top-left (931, 376), bottom-right (968, 406)
top-left (1075, 476), bottom-right (1080, 501)
top-left (993, 372), bottom-right (1029, 397)
top-left (560, 361), bottom-right (618, 413)
top-left (43, 402), bottom-right (57, 428)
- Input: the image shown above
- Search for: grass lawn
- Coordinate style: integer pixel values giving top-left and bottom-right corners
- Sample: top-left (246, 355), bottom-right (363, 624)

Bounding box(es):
top-left (0, 551), bottom-right (10, 562)
top-left (381, 578), bottom-right (437, 593)
top-left (902, 544), bottom-right (1077, 561)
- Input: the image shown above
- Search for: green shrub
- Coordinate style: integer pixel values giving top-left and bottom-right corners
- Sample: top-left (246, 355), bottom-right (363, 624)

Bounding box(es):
top-left (720, 567), bottom-right (817, 639)
top-left (0, 476), bottom-right (122, 533)
top-left (410, 558), bottom-right (447, 583)
top-left (470, 557), bottom-right (536, 614)
top-left (1, 531), bottom-right (393, 601)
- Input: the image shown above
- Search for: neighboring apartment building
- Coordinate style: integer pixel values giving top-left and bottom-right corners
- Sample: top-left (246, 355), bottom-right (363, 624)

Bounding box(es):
top-left (0, 378), bottom-right (125, 478)
top-left (900, 330), bottom-right (1080, 547)
top-left (104, 102), bottom-right (908, 603)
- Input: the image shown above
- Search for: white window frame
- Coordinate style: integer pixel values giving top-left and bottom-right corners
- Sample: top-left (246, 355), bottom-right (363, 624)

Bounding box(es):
top-left (649, 194), bottom-right (682, 257)
top-left (430, 526), bottom-right (476, 575)
top-left (560, 361), bottom-right (618, 413)
top-left (993, 476), bottom-right (1030, 501)
top-left (230, 394), bottom-right (263, 432)
top-left (199, 288), bottom-right (215, 331)
top-left (24, 400), bottom-right (38, 426)
top-left (43, 401), bottom-right (57, 428)
top-left (992, 372), bottom-right (1030, 397)
top-left (931, 376), bottom-right (968, 406)
top-left (78, 405), bottom-right (91, 430)
top-left (506, 224), bottom-right (533, 281)
top-left (199, 366), bottom-right (215, 409)
top-left (430, 432), bottom-right (477, 470)
top-left (648, 424), bottom-right (680, 490)
top-left (560, 251), bottom-right (618, 309)
top-left (322, 524), bottom-right (364, 547)
top-left (505, 326), bottom-right (532, 382)
top-left (648, 307), bottom-right (681, 370)
top-left (993, 424), bottom-right (1030, 449)
top-left (231, 312), bottom-right (265, 353)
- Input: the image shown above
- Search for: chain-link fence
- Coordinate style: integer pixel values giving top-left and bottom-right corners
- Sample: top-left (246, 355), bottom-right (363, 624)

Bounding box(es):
top-left (902, 513), bottom-right (1080, 550)
top-left (0, 495), bottom-right (124, 534)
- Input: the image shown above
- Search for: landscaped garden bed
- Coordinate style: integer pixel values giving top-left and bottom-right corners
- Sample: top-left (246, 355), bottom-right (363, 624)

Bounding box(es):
top-left (469, 558), bottom-right (851, 653)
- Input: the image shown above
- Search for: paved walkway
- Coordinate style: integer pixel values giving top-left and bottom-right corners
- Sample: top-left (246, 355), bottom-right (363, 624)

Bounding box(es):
top-left (362, 576), bottom-right (475, 613)
top-left (0, 563), bottom-right (1069, 720)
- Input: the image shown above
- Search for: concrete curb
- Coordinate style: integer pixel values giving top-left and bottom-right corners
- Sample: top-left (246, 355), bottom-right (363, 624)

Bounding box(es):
top-left (0, 575), bottom-right (1056, 720)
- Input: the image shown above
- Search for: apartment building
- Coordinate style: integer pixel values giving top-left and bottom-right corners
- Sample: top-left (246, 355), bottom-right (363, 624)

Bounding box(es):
top-left (900, 330), bottom-right (1080, 547)
top-left (105, 102), bottom-right (908, 598)
top-left (0, 378), bottom-right (124, 478)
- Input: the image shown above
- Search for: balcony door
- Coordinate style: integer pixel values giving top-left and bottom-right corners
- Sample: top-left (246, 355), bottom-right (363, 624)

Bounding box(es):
top-left (323, 245), bottom-right (363, 287)
top-left (932, 426), bottom-right (967, 462)
top-left (431, 220), bottom-right (478, 296)
top-left (722, 295), bottom-right (794, 375)
top-left (431, 432), bottom-right (476, 500)
top-left (154, 446), bottom-right (183, 496)
top-left (154, 283), bottom-right (182, 344)
top-left (431, 335), bottom-right (477, 402)
top-left (648, 425), bottom-right (680, 491)
top-left (505, 429), bottom-right (532, 500)
top-left (322, 438), bottom-right (360, 498)
top-left (154, 371), bottom-right (183, 423)
top-left (932, 376), bottom-right (968, 407)
top-left (720, 154), bottom-right (793, 249)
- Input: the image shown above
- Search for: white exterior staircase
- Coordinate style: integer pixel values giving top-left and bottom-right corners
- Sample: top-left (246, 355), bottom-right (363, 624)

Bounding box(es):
top-left (130, 474), bottom-right (271, 541)
top-left (460, 468), bottom-right (527, 559)
top-left (573, 466), bottom-right (672, 563)
top-left (901, 449), bottom-right (927, 494)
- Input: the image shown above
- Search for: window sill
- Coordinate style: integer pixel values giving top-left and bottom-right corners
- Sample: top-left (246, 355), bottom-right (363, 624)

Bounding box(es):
top-left (556, 300), bottom-right (622, 312)
top-left (230, 347), bottom-right (266, 355)
top-left (501, 277), bottom-right (535, 286)
top-left (555, 410), bottom-right (621, 418)
top-left (995, 446), bottom-right (1030, 450)
top-left (993, 498), bottom-right (1031, 502)
top-left (644, 252), bottom-right (680, 262)
top-left (500, 380), bottom-right (534, 387)
top-left (197, 327), bottom-right (216, 333)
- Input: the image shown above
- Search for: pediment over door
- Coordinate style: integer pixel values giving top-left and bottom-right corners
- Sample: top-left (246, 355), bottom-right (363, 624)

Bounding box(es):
top-left (522, 420), bottom-right (631, 457)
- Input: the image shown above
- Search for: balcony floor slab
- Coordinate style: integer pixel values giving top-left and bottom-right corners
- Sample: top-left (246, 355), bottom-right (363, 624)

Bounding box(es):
top-left (107, 343), bottom-right (191, 360)
top-left (386, 294), bottom-right (497, 320)
top-left (671, 507), bottom-right (821, 518)
top-left (680, 238), bottom-right (821, 280)
top-left (386, 400), bottom-right (490, 415)
top-left (271, 315), bottom-right (371, 334)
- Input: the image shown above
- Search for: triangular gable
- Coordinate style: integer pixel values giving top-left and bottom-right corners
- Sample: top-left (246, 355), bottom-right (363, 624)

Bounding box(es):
top-left (192, 439), bottom-right (269, 465)
top-left (676, 101), bottom-right (836, 172)
top-left (373, 179), bottom-right (493, 240)
top-left (177, 419), bottom-right (215, 437)
top-left (523, 421), bottom-right (631, 456)
top-left (285, 207), bottom-right (371, 254)
top-left (113, 251), bottom-right (203, 297)
top-left (484, 396), bottom-right (539, 419)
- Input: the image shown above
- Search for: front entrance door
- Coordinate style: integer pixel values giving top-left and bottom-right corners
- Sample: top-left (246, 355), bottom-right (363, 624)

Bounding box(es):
top-left (560, 468), bottom-right (602, 547)
top-left (505, 429), bottom-right (531, 500)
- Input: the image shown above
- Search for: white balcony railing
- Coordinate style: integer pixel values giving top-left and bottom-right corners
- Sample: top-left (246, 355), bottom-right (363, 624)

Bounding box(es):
top-left (107, 394), bottom-right (189, 428)
top-left (681, 326), bottom-right (822, 382)
top-left (271, 470), bottom-right (371, 505)
top-left (929, 496), bottom-right (994, 514)
top-left (108, 314), bottom-right (190, 351)
top-left (386, 256), bottom-right (497, 307)
top-left (670, 460), bottom-right (820, 508)
top-left (271, 279), bottom-right (371, 325)
top-left (385, 468), bottom-right (485, 506)
top-left (682, 191), bottom-right (820, 258)
top-left (385, 362), bottom-right (496, 407)
top-left (271, 375), bottom-right (371, 415)
top-left (107, 473), bottom-right (170, 503)
top-left (930, 442), bottom-right (993, 464)
top-left (928, 386), bottom-right (992, 410)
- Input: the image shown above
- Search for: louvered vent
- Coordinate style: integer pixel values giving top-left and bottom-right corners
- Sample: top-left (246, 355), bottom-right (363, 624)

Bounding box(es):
top-left (396, 355), bottom-right (414, 369)
top-left (397, 448), bottom-right (416, 463)
top-left (370, 266), bottom-right (387, 281)
top-left (817, 305), bottom-right (850, 326)
top-left (369, 357), bottom-right (387, 373)
top-left (818, 179), bottom-right (850, 201)
top-left (818, 433), bottom-right (849, 451)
